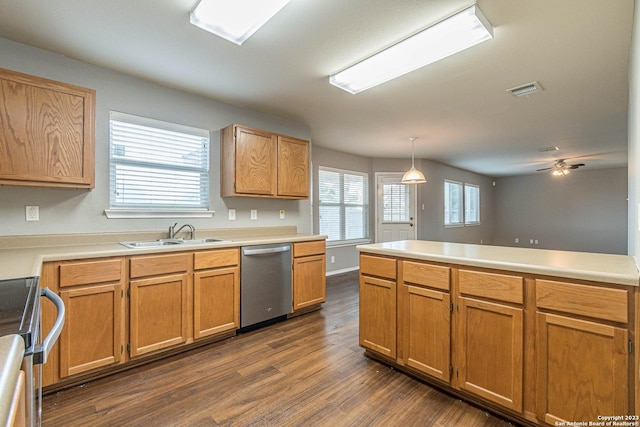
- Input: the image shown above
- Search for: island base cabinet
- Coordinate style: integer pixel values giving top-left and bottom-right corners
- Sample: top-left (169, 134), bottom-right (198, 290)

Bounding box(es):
top-left (129, 274), bottom-right (189, 357)
top-left (536, 313), bottom-right (629, 424)
top-left (402, 285), bottom-right (451, 382)
top-left (457, 297), bottom-right (523, 413)
top-left (59, 284), bottom-right (123, 378)
top-left (193, 267), bottom-right (239, 338)
top-left (359, 275), bottom-right (396, 358)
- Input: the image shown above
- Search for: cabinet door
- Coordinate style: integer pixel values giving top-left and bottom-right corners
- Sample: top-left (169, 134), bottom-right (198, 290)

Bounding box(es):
top-left (536, 313), bottom-right (628, 424)
top-left (457, 297), bottom-right (523, 412)
top-left (359, 274), bottom-right (396, 358)
top-left (129, 273), bottom-right (188, 357)
top-left (293, 254), bottom-right (326, 311)
top-left (0, 67), bottom-right (95, 188)
top-left (234, 126), bottom-right (276, 196)
top-left (193, 267), bottom-right (239, 339)
top-left (402, 285), bottom-right (451, 382)
top-left (59, 284), bottom-right (123, 377)
top-left (277, 135), bottom-right (309, 198)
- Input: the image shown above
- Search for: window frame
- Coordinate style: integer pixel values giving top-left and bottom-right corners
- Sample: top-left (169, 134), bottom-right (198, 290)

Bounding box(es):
top-left (105, 111), bottom-right (214, 219)
top-left (318, 166), bottom-right (370, 246)
top-left (444, 180), bottom-right (481, 227)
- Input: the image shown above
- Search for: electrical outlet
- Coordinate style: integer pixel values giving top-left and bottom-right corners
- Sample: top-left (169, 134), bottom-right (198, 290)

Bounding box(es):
top-left (279, 210), bottom-right (285, 219)
top-left (514, 238), bottom-right (519, 243)
top-left (251, 209), bottom-right (257, 220)
top-left (330, 256), bottom-right (335, 264)
top-left (26, 206), bottom-right (39, 222)
top-left (529, 239), bottom-right (534, 244)
top-left (228, 209), bottom-right (236, 221)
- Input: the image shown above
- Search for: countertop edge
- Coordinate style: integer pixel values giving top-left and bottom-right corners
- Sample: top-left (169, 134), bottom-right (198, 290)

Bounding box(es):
top-left (357, 241), bottom-right (640, 287)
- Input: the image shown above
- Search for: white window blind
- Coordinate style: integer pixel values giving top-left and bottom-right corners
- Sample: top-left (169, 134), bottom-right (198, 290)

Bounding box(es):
top-left (319, 167), bottom-right (369, 242)
top-left (444, 180), bottom-right (463, 226)
top-left (464, 184), bottom-right (480, 224)
top-left (382, 181), bottom-right (411, 222)
top-left (109, 112), bottom-right (210, 211)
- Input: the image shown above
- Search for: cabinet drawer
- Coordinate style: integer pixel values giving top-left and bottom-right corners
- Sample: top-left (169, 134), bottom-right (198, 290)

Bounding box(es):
top-left (360, 254), bottom-right (396, 280)
top-left (536, 279), bottom-right (628, 323)
top-left (194, 248), bottom-right (239, 270)
top-left (402, 261), bottom-right (450, 291)
top-left (293, 240), bottom-right (325, 257)
top-left (130, 253), bottom-right (189, 278)
top-left (59, 258), bottom-right (123, 287)
top-left (458, 269), bottom-right (523, 304)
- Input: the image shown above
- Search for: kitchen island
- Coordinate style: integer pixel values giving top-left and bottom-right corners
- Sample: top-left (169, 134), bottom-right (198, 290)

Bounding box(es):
top-left (357, 240), bottom-right (639, 427)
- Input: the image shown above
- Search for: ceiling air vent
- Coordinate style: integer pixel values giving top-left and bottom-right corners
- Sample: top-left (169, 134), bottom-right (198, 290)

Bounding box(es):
top-left (507, 81), bottom-right (543, 97)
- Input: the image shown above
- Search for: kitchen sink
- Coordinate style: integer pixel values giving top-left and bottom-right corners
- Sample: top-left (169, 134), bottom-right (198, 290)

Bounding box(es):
top-left (120, 238), bottom-right (230, 249)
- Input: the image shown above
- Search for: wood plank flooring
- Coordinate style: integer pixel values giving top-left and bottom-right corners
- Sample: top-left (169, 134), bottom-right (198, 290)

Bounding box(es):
top-left (42, 272), bottom-right (514, 427)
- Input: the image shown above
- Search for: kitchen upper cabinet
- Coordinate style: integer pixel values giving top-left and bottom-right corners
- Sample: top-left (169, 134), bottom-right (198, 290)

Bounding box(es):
top-left (193, 248), bottom-right (240, 339)
top-left (129, 253), bottom-right (190, 357)
top-left (220, 124), bottom-right (309, 199)
top-left (399, 261), bottom-right (451, 383)
top-left (292, 241), bottom-right (326, 312)
top-left (359, 254), bottom-right (397, 359)
top-left (41, 258), bottom-right (125, 381)
top-left (535, 279), bottom-right (629, 423)
top-left (456, 269), bottom-right (524, 413)
top-left (0, 67), bottom-right (95, 189)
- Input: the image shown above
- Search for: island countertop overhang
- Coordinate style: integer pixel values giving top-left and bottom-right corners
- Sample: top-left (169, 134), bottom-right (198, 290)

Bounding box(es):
top-left (357, 240), bottom-right (639, 287)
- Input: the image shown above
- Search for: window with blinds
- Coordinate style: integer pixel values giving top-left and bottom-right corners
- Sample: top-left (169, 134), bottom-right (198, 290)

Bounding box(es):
top-left (444, 180), bottom-right (463, 226)
top-left (109, 112), bottom-right (210, 211)
top-left (464, 183), bottom-right (480, 224)
top-left (382, 180), bottom-right (411, 222)
top-left (319, 167), bottom-right (369, 243)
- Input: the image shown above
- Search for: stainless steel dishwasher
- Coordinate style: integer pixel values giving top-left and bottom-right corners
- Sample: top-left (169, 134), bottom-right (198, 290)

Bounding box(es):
top-left (240, 243), bottom-right (292, 329)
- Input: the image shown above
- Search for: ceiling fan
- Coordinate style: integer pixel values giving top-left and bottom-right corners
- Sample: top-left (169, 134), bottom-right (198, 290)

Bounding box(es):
top-left (536, 159), bottom-right (585, 176)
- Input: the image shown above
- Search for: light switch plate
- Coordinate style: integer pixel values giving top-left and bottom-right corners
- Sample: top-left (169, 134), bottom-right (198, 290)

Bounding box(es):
top-left (251, 209), bottom-right (257, 220)
top-left (228, 209), bottom-right (236, 220)
top-left (279, 210), bottom-right (285, 219)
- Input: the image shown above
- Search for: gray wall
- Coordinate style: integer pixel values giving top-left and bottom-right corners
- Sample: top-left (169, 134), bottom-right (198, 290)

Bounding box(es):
top-left (629, 1), bottom-right (640, 257)
top-left (0, 38), bottom-right (312, 237)
top-left (494, 168), bottom-right (628, 254)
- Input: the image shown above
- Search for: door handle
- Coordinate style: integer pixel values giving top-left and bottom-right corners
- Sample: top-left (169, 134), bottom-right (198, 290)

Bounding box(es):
top-left (410, 223), bottom-right (414, 227)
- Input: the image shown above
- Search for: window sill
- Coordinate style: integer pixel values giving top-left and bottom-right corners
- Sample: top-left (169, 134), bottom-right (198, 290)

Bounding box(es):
top-left (326, 238), bottom-right (372, 248)
top-left (105, 209), bottom-right (215, 219)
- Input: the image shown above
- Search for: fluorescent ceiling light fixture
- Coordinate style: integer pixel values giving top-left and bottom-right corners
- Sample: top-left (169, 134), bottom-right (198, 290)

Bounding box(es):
top-left (330, 5), bottom-right (493, 94)
top-left (190, 0), bottom-right (291, 45)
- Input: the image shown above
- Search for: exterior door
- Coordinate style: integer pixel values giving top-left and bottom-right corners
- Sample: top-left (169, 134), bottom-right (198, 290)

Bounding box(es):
top-left (376, 173), bottom-right (417, 242)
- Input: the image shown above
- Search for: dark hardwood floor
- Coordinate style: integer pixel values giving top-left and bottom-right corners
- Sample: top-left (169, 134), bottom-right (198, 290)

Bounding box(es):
top-left (42, 271), bottom-right (514, 427)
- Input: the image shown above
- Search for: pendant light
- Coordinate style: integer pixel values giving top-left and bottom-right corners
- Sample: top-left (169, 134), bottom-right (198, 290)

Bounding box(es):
top-left (401, 137), bottom-right (426, 184)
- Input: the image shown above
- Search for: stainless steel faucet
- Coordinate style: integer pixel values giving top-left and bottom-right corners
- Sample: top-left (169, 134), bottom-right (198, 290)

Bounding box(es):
top-left (169, 223), bottom-right (196, 240)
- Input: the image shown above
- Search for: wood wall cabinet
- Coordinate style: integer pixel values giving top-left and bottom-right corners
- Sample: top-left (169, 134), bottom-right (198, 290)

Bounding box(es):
top-left (399, 260), bottom-right (451, 383)
top-left (359, 254), bottom-right (397, 359)
top-left (129, 253), bottom-right (190, 357)
top-left (220, 124), bottom-right (309, 199)
top-left (41, 258), bottom-right (125, 382)
top-left (292, 240), bottom-right (326, 312)
top-left (456, 269), bottom-right (524, 413)
top-left (193, 248), bottom-right (240, 339)
top-left (535, 279), bottom-right (629, 423)
top-left (0, 67), bottom-right (95, 188)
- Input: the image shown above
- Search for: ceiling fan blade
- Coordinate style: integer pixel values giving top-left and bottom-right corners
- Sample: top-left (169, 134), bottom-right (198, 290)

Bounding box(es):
top-left (567, 163), bottom-right (585, 169)
top-left (536, 167), bottom-right (552, 171)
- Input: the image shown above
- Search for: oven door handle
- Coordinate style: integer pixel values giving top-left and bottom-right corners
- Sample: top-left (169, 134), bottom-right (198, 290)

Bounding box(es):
top-left (34, 288), bottom-right (65, 365)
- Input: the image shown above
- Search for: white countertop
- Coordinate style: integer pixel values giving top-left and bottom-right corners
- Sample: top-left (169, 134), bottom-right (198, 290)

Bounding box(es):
top-left (357, 240), bottom-right (639, 287)
top-left (0, 227), bottom-right (326, 281)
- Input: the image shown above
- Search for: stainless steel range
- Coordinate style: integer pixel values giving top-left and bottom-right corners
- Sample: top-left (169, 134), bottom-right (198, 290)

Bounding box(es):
top-left (0, 277), bottom-right (65, 427)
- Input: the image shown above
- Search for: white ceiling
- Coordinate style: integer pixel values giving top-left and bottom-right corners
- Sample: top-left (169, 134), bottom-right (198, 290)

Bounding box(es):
top-left (0, 0), bottom-right (633, 177)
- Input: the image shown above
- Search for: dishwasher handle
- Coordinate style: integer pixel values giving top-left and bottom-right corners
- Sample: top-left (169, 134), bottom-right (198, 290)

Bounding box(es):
top-left (34, 288), bottom-right (65, 365)
top-left (243, 245), bottom-right (290, 256)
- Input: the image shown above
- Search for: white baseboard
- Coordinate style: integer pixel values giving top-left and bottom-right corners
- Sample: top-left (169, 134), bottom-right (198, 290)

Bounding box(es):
top-left (326, 266), bottom-right (359, 277)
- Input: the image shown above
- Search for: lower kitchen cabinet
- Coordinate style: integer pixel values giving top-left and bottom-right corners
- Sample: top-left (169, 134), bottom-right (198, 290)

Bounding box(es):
top-left (129, 253), bottom-right (190, 357)
top-left (535, 279), bottom-right (630, 423)
top-left (359, 254), bottom-right (397, 359)
top-left (400, 260), bottom-right (451, 382)
top-left (292, 241), bottom-right (326, 311)
top-left (193, 248), bottom-right (240, 339)
top-left (59, 284), bottom-right (123, 377)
